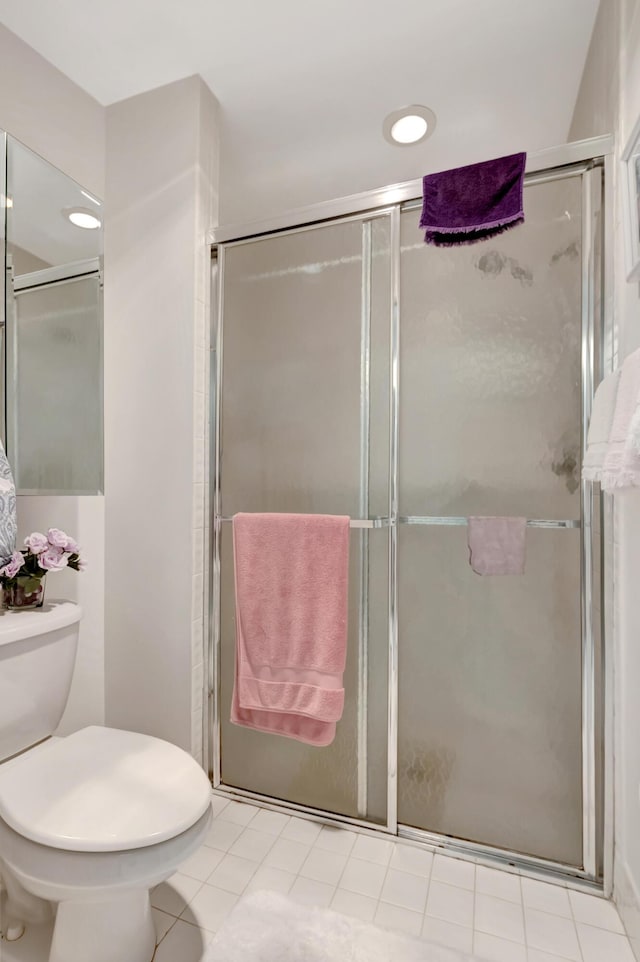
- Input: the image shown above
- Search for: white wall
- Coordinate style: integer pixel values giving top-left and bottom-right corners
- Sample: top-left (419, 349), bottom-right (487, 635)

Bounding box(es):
top-left (0, 23), bottom-right (106, 736)
top-left (0, 22), bottom-right (220, 758)
top-left (0, 25), bottom-right (220, 757)
top-left (0, 23), bottom-right (104, 198)
top-left (104, 75), bottom-right (218, 757)
top-left (614, 2), bottom-right (640, 952)
top-left (15, 498), bottom-right (105, 734)
top-left (570, 0), bottom-right (640, 955)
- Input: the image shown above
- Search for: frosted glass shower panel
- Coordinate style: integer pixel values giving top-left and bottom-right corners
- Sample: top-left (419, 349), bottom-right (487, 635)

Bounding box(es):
top-left (397, 524), bottom-right (582, 864)
top-left (397, 173), bottom-right (587, 864)
top-left (11, 274), bottom-right (102, 492)
top-left (220, 218), bottom-right (390, 516)
top-left (399, 176), bottom-right (583, 519)
top-left (218, 217), bottom-right (390, 819)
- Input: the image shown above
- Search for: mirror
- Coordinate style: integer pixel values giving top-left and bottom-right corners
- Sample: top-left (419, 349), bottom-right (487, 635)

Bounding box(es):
top-left (1, 133), bottom-right (103, 494)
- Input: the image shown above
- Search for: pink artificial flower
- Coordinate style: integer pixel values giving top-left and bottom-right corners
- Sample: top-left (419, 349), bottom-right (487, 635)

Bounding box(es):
top-left (39, 546), bottom-right (69, 571)
top-left (47, 528), bottom-right (79, 552)
top-left (0, 550), bottom-right (25, 578)
top-left (24, 532), bottom-right (49, 554)
top-left (47, 528), bottom-right (72, 549)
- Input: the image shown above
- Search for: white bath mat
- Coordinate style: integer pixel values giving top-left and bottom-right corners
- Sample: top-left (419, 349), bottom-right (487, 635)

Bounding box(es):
top-left (205, 890), bottom-right (480, 962)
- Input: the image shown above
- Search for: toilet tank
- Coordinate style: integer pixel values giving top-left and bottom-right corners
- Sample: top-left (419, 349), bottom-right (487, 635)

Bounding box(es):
top-left (0, 601), bottom-right (81, 762)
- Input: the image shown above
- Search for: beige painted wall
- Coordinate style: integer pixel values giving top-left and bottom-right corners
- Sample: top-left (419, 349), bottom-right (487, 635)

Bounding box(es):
top-left (570, 1), bottom-right (640, 955)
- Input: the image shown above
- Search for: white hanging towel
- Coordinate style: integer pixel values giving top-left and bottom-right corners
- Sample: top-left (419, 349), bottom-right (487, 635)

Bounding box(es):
top-left (601, 348), bottom-right (640, 492)
top-left (627, 383), bottom-right (640, 455)
top-left (582, 370), bottom-right (620, 483)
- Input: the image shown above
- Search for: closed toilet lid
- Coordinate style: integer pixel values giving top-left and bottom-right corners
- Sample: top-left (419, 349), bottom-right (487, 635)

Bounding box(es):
top-left (0, 726), bottom-right (212, 852)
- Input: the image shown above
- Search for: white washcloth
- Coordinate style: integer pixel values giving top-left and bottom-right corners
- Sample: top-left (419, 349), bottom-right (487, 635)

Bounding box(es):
top-left (582, 370), bottom-right (621, 482)
top-left (601, 348), bottom-right (640, 491)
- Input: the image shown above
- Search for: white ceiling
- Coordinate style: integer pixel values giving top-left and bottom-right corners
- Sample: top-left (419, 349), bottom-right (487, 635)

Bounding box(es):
top-left (0, 0), bottom-right (600, 223)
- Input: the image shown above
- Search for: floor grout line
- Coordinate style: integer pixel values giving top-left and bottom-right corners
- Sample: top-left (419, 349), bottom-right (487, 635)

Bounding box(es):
top-left (421, 852), bottom-right (436, 934)
top-left (470, 866), bottom-right (478, 954)
top-left (517, 874), bottom-right (530, 957)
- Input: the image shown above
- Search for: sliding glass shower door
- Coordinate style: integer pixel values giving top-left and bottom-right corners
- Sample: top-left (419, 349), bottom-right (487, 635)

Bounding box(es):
top-left (212, 160), bottom-right (604, 876)
top-left (397, 174), bottom-right (588, 866)
top-left (217, 214), bottom-right (392, 823)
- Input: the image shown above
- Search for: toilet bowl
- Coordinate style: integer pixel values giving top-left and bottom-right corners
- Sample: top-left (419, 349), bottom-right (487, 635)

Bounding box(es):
top-left (0, 603), bottom-right (213, 962)
top-left (0, 727), bottom-right (212, 962)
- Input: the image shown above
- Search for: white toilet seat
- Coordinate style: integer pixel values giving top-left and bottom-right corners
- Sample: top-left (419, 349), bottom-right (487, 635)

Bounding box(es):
top-left (0, 725), bottom-right (211, 852)
top-left (0, 805), bottom-right (211, 900)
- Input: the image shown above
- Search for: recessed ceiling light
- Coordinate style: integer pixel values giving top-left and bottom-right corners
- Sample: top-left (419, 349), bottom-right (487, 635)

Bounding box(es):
top-left (391, 115), bottom-right (428, 144)
top-left (383, 105), bottom-right (437, 147)
top-left (65, 207), bottom-right (102, 230)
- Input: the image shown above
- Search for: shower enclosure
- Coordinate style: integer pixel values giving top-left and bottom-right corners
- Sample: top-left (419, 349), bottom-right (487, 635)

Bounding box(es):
top-left (208, 138), bottom-right (611, 884)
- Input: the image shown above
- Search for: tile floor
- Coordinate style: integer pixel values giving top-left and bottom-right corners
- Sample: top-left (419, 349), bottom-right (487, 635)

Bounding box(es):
top-left (150, 794), bottom-right (635, 962)
top-left (0, 793), bottom-right (635, 962)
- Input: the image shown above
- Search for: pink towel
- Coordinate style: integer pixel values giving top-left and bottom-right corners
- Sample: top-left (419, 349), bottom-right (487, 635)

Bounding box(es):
top-left (231, 513), bottom-right (350, 747)
top-left (467, 517), bottom-right (527, 575)
top-left (601, 348), bottom-right (640, 491)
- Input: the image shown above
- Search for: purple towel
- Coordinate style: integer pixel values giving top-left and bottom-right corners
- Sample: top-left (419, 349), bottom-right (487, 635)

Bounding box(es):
top-left (467, 517), bottom-right (527, 576)
top-left (419, 152), bottom-right (526, 247)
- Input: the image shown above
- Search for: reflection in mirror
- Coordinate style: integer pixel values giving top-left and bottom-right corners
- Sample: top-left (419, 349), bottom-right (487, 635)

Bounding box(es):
top-left (3, 136), bottom-right (103, 494)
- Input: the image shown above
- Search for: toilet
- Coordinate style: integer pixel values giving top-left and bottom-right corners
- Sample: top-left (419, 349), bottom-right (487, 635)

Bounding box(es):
top-left (0, 601), bottom-right (212, 962)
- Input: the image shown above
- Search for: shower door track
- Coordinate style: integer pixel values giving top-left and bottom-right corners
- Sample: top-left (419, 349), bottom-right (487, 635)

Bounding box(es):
top-left (209, 781), bottom-right (602, 893)
top-left (207, 135), bottom-right (613, 891)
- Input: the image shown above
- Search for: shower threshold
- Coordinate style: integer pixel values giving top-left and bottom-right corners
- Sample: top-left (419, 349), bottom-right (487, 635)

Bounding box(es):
top-left (211, 783), bottom-right (602, 894)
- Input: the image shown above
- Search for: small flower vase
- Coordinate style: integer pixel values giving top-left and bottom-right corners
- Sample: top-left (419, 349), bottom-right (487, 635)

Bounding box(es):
top-left (3, 575), bottom-right (46, 610)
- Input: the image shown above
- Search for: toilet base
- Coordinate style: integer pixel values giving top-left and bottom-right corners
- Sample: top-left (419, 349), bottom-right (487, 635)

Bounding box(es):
top-left (49, 889), bottom-right (156, 962)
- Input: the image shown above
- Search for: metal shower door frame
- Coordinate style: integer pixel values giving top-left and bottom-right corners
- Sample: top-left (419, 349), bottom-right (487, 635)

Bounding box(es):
top-left (395, 162), bottom-right (605, 884)
top-left (207, 135), bottom-right (613, 890)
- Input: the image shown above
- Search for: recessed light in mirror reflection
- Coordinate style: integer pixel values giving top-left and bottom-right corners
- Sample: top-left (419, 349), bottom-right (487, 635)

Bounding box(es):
top-left (66, 208), bottom-right (101, 230)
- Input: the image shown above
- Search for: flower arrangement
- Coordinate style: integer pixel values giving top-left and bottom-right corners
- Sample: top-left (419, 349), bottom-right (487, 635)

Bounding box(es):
top-left (0, 528), bottom-right (85, 610)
